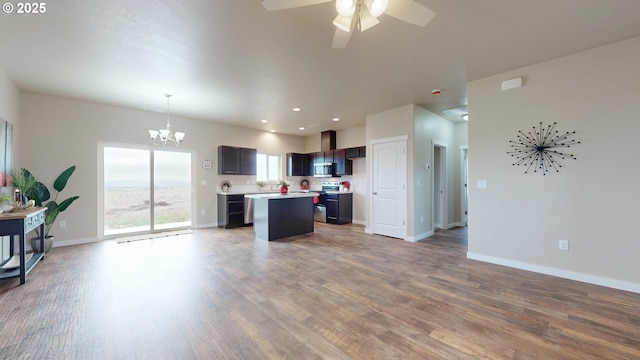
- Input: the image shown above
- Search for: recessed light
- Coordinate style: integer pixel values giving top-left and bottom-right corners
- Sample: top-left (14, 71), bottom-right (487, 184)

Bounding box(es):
top-left (270, 129), bottom-right (276, 133)
top-left (332, 117), bottom-right (340, 122)
top-left (299, 127), bottom-right (305, 130)
top-left (462, 114), bottom-right (469, 121)
top-left (261, 119), bottom-right (268, 123)
top-left (293, 107), bottom-right (301, 112)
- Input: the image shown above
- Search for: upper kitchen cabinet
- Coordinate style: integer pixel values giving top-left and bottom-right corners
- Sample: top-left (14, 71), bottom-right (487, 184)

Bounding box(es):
top-left (287, 153), bottom-right (310, 177)
top-left (218, 146), bottom-right (257, 175)
top-left (346, 146), bottom-right (366, 159)
top-left (333, 149), bottom-right (352, 176)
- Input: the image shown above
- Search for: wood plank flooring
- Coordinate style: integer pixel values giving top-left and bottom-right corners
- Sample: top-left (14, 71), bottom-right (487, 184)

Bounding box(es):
top-left (1, 224), bottom-right (639, 359)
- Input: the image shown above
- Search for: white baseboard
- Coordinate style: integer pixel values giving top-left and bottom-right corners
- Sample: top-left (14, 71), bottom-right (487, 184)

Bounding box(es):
top-left (406, 230), bottom-right (434, 242)
top-left (195, 222), bottom-right (217, 229)
top-left (364, 227), bottom-right (373, 234)
top-left (445, 223), bottom-right (458, 230)
top-left (467, 252), bottom-right (640, 294)
top-left (52, 237), bottom-right (99, 248)
top-left (352, 219), bottom-right (365, 226)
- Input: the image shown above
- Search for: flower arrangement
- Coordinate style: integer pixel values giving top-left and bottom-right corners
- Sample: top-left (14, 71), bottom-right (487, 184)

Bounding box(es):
top-left (277, 179), bottom-right (291, 188)
top-left (256, 181), bottom-right (267, 189)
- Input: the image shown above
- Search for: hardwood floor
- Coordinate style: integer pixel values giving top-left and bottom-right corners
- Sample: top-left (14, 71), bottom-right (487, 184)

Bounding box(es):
top-left (1, 224), bottom-right (639, 359)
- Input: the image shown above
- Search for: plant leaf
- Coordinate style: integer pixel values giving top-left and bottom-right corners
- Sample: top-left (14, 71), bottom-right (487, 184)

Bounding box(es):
top-left (53, 165), bottom-right (76, 192)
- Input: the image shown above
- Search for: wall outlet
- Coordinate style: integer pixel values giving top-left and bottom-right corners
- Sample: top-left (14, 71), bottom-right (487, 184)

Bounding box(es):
top-left (559, 239), bottom-right (569, 251)
top-left (59, 220), bottom-right (66, 228)
top-left (421, 216), bottom-right (424, 223)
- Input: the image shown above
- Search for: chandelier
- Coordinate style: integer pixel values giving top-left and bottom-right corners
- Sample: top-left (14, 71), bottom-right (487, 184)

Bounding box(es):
top-left (333, 0), bottom-right (389, 32)
top-left (148, 94), bottom-right (185, 146)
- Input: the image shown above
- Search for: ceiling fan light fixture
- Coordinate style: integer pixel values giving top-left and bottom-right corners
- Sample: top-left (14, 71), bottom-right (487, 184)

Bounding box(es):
top-left (335, 0), bottom-right (356, 17)
top-left (358, 7), bottom-right (380, 31)
top-left (365, 0), bottom-right (388, 17)
top-left (333, 14), bottom-right (353, 32)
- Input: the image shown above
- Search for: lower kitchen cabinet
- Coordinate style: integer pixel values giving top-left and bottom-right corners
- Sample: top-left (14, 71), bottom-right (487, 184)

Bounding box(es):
top-left (218, 194), bottom-right (246, 229)
top-left (326, 192), bottom-right (353, 224)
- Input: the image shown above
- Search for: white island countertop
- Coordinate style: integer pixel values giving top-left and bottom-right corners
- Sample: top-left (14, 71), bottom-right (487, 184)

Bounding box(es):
top-left (244, 192), bottom-right (318, 199)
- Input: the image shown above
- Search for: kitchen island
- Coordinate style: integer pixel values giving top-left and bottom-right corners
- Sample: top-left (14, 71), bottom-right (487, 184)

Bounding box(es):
top-left (244, 192), bottom-right (316, 241)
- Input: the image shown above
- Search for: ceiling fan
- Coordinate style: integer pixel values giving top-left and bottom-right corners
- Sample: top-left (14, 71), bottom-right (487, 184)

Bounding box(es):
top-left (262, 0), bottom-right (436, 49)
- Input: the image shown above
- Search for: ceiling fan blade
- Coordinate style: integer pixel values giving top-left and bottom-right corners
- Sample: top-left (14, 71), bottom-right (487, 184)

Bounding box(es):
top-left (261, 0), bottom-right (331, 11)
top-left (332, 27), bottom-right (353, 49)
top-left (384, 0), bottom-right (436, 26)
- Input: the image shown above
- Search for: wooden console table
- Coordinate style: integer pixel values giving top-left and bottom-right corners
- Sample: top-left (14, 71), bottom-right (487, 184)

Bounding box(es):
top-left (0, 207), bottom-right (46, 285)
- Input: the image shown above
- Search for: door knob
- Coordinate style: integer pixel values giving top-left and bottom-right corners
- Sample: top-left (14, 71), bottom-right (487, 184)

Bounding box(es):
top-left (373, 192), bottom-right (378, 195)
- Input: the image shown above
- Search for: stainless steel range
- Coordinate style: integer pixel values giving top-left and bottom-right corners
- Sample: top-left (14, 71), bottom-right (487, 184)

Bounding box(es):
top-left (313, 181), bottom-right (340, 222)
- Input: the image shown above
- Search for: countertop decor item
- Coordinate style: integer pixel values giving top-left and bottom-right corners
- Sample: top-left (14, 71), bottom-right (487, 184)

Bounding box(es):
top-left (508, 122), bottom-right (580, 175)
top-left (220, 180), bottom-right (232, 192)
top-left (277, 179), bottom-right (291, 194)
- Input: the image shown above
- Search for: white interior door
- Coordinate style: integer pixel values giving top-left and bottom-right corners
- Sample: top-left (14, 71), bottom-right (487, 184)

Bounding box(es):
top-left (371, 137), bottom-right (407, 239)
top-left (433, 142), bottom-right (447, 230)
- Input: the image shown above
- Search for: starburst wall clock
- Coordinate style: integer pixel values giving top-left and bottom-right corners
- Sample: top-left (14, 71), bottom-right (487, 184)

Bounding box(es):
top-left (508, 122), bottom-right (581, 175)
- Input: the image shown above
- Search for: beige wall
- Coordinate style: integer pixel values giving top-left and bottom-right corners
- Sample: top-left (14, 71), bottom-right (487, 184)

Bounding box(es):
top-left (414, 106), bottom-right (458, 236)
top-left (467, 35), bottom-right (640, 292)
top-left (19, 92), bottom-right (306, 244)
top-left (304, 125), bottom-right (366, 153)
top-left (365, 104), bottom-right (462, 241)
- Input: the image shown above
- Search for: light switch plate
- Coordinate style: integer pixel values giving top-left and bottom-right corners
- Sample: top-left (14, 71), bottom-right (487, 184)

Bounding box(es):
top-left (477, 180), bottom-right (488, 189)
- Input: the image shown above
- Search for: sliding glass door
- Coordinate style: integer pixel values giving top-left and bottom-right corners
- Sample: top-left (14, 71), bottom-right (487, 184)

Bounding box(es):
top-left (103, 146), bottom-right (191, 236)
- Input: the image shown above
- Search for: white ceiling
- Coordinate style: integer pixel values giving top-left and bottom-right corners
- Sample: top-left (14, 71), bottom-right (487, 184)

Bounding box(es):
top-left (1, 0), bottom-right (640, 135)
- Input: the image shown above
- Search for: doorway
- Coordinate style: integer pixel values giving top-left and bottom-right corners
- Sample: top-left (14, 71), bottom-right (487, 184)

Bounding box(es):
top-left (460, 146), bottom-right (468, 226)
top-left (433, 141), bottom-right (447, 230)
top-left (100, 146), bottom-right (192, 237)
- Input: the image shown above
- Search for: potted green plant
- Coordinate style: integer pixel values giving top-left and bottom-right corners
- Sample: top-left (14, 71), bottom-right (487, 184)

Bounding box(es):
top-left (9, 168), bottom-right (39, 206)
top-left (11, 166), bottom-right (79, 252)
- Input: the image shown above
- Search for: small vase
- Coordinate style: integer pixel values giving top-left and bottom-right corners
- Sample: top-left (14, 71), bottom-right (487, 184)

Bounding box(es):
top-left (280, 186), bottom-right (288, 194)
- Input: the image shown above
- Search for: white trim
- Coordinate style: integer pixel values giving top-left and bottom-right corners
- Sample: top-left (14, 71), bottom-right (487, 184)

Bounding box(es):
top-left (406, 230), bottom-right (434, 242)
top-left (352, 219), bottom-right (366, 226)
top-left (52, 237), bottom-right (99, 248)
top-left (467, 252), bottom-right (640, 294)
top-left (195, 222), bottom-right (217, 229)
top-left (445, 222), bottom-right (457, 230)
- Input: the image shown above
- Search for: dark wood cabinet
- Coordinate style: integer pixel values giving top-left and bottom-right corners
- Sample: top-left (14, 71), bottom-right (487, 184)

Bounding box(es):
top-left (333, 149), bottom-right (352, 176)
top-left (239, 148), bottom-right (257, 175)
top-left (346, 146), bottom-right (366, 159)
top-left (314, 150), bottom-right (337, 164)
top-left (326, 192), bottom-right (353, 224)
top-left (321, 130), bottom-right (336, 152)
top-left (286, 153), bottom-right (310, 176)
top-left (218, 194), bottom-right (247, 228)
top-left (218, 146), bottom-right (257, 175)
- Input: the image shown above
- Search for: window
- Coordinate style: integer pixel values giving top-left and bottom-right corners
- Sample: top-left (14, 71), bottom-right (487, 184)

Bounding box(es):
top-left (256, 153), bottom-right (280, 182)
top-left (101, 146), bottom-right (192, 236)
